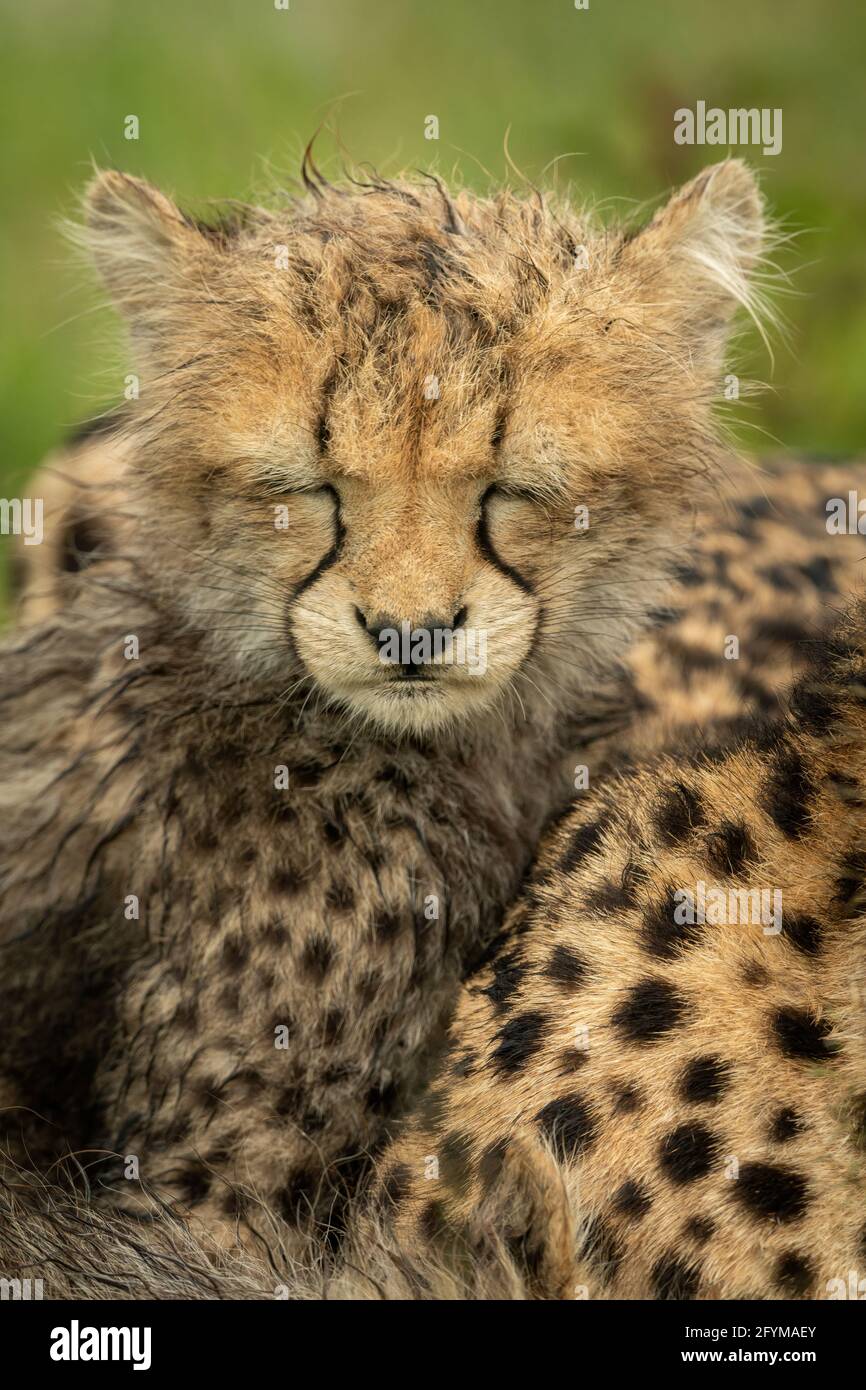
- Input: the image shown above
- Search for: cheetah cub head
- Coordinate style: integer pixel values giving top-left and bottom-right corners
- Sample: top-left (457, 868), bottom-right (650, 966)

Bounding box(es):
top-left (83, 159), bottom-right (765, 737)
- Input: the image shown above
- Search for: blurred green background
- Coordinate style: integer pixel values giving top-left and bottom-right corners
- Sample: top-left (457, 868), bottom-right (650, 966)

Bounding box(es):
top-left (1, 0), bottom-right (864, 501)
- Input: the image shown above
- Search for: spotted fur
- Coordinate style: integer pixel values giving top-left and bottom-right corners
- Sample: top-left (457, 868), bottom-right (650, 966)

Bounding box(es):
top-left (1, 160), bottom-right (772, 1262)
top-left (348, 591), bottom-right (866, 1300)
top-left (1, 161), bottom-right (863, 1299)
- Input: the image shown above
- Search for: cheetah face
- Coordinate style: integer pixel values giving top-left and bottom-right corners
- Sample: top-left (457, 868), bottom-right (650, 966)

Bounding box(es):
top-left (83, 161), bottom-right (764, 737)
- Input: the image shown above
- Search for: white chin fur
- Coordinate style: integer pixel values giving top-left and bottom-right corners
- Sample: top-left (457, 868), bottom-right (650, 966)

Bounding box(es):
top-left (330, 678), bottom-right (499, 738)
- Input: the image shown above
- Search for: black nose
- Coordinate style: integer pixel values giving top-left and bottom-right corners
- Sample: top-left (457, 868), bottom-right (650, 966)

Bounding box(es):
top-left (354, 607), bottom-right (468, 671)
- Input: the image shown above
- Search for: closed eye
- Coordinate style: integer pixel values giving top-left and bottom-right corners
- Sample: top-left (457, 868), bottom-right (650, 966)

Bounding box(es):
top-left (282, 483), bottom-right (335, 497)
top-left (236, 463), bottom-right (337, 500)
top-left (483, 482), bottom-right (547, 505)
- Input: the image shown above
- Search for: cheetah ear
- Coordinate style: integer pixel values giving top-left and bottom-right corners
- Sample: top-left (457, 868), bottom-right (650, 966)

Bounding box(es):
top-left (82, 170), bottom-right (210, 319)
top-left (474, 1136), bottom-right (578, 1299)
top-left (618, 160), bottom-right (767, 351)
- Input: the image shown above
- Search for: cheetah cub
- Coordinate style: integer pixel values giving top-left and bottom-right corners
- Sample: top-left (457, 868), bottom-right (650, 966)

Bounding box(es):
top-left (351, 594), bottom-right (866, 1301)
top-left (1, 160), bottom-right (766, 1254)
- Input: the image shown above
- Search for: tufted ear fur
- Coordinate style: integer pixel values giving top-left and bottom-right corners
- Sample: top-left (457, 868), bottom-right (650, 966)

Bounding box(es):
top-left (616, 159), bottom-right (768, 360)
top-left (82, 170), bottom-right (211, 320)
top-left (471, 1135), bottom-right (579, 1299)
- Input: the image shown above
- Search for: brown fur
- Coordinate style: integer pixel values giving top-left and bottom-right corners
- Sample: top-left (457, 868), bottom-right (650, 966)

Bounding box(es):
top-left (350, 588), bottom-right (866, 1300)
top-left (2, 160), bottom-right (861, 1299)
top-left (5, 449), bottom-right (866, 1298)
top-left (1, 160), bottom-right (768, 1264)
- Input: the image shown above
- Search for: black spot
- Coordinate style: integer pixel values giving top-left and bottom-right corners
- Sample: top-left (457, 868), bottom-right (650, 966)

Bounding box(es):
top-left (799, 554), bottom-right (836, 593)
top-left (741, 960), bottom-right (770, 988)
top-left (270, 867), bottom-right (304, 895)
top-left (759, 563), bottom-right (800, 594)
top-left (375, 762), bottom-right (415, 794)
top-left (760, 746), bottom-right (815, 839)
top-left (647, 604), bottom-right (683, 629)
top-left (323, 1008), bottom-right (345, 1045)
top-left (535, 1093), bottom-right (598, 1161)
top-left (220, 1188), bottom-right (247, 1219)
top-left (325, 880), bottom-right (355, 912)
top-left (611, 1179), bottom-right (652, 1220)
top-left (641, 888), bottom-right (702, 960)
top-left (374, 912), bottom-right (403, 943)
top-left (683, 1215), bottom-right (715, 1244)
top-left (300, 935), bottom-right (334, 979)
top-left (177, 1163), bottom-right (212, 1205)
top-left (544, 943), bottom-right (587, 988)
top-left (651, 1251), bottom-right (701, 1300)
top-left (366, 1079), bottom-right (399, 1118)
top-left (705, 820), bottom-right (756, 876)
top-left (612, 978), bottom-right (690, 1043)
top-left (278, 1169), bottom-right (320, 1223)
top-left (162, 1115), bottom-right (192, 1145)
top-left (789, 680), bottom-right (838, 736)
top-left (659, 1123), bottom-right (719, 1184)
top-left (558, 1047), bottom-right (591, 1074)
top-left (174, 1000), bottom-right (200, 1034)
top-left (775, 1251), bottom-right (815, 1296)
top-left (772, 1006), bottom-right (839, 1061)
top-left (769, 1106), bottom-right (805, 1143)
top-left (490, 1011), bottom-right (548, 1076)
top-left (478, 1138), bottom-right (509, 1193)
top-left (610, 1081), bottom-right (643, 1114)
top-left (833, 850), bottom-right (866, 917)
top-left (654, 782), bottom-right (706, 846)
top-left (738, 493), bottom-right (772, 521)
top-left (321, 1061), bottom-right (355, 1086)
top-left (275, 1084), bottom-right (302, 1117)
top-left (582, 1217), bottom-right (624, 1287)
top-left (680, 1056), bottom-right (731, 1105)
top-left (672, 561), bottom-right (703, 588)
top-left (732, 1162), bottom-right (810, 1222)
top-left (782, 911), bottom-right (823, 957)
top-left (481, 950), bottom-right (528, 1011)
top-left (584, 878), bottom-right (637, 914)
top-left (859, 1221), bottom-right (866, 1261)
top-left (558, 816), bottom-right (610, 874)
top-left (755, 615), bottom-right (811, 648)
top-left (662, 635), bottom-right (719, 677)
top-left (221, 935), bottom-right (250, 971)
top-left (735, 670), bottom-right (777, 713)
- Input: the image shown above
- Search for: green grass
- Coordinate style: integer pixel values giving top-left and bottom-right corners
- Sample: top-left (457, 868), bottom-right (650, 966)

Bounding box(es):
top-left (1, 0), bottom-right (864, 497)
